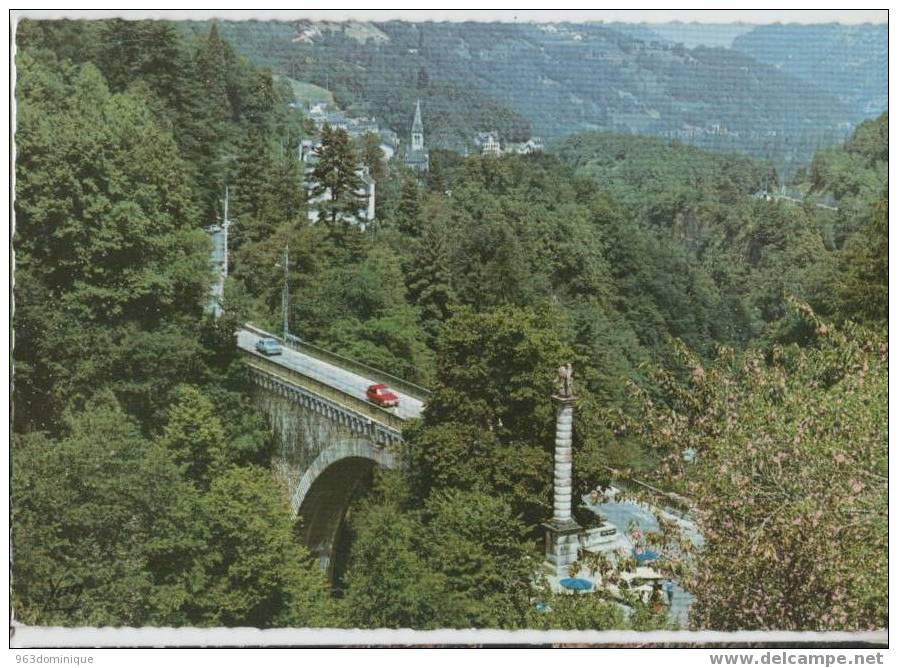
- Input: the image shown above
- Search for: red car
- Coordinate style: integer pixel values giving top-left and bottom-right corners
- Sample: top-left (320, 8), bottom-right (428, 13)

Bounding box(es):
top-left (366, 383), bottom-right (399, 408)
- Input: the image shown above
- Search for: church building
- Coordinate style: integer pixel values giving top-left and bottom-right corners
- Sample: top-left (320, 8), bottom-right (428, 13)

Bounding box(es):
top-left (404, 100), bottom-right (429, 172)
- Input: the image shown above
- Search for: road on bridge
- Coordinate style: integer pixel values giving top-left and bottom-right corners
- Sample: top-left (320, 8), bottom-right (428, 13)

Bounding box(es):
top-left (237, 329), bottom-right (425, 421)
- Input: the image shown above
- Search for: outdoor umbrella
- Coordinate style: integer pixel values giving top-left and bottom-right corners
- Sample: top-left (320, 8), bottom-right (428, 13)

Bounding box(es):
top-left (559, 577), bottom-right (593, 591)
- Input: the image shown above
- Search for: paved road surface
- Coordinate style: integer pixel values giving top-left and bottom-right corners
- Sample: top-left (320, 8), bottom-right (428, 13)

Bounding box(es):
top-left (237, 329), bottom-right (425, 421)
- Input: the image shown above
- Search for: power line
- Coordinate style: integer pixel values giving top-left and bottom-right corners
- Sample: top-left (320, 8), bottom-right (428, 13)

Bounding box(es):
top-left (281, 244), bottom-right (290, 341)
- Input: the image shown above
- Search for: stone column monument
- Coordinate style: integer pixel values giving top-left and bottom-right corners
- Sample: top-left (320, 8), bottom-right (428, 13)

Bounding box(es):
top-left (543, 363), bottom-right (581, 578)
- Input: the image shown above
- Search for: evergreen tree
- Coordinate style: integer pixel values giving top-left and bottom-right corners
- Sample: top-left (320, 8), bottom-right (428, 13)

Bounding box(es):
top-left (313, 246), bottom-right (433, 383)
top-left (406, 197), bottom-right (457, 345)
top-left (835, 193), bottom-right (888, 324)
top-left (192, 22), bottom-right (234, 125)
top-left (265, 143), bottom-right (306, 223)
top-left (396, 175), bottom-right (422, 235)
top-left (357, 130), bottom-right (387, 182)
top-left (427, 307), bottom-right (572, 442)
top-left (231, 128), bottom-right (275, 234)
top-left (230, 129), bottom-right (305, 250)
top-left (421, 488), bottom-right (534, 628)
top-left (96, 19), bottom-right (195, 132)
top-left (404, 304), bottom-right (572, 524)
top-left (158, 386), bottom-right (228, 486)
top-left (310, 124), bottom-right (366, 234)
top-left (14, 55), bottom-right (211, 429)
top-left (16, 18), bottom-right (102, 66)
top-left (183, 22), bottom-right (240, 213)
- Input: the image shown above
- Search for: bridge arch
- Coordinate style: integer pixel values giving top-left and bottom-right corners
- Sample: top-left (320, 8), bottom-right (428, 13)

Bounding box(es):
top-left (292, 439), bottom-right (398, 580)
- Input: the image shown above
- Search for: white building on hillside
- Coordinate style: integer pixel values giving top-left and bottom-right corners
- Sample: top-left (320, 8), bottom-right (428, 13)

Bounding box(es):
top-left (475, 131), bottom-right (502, 156)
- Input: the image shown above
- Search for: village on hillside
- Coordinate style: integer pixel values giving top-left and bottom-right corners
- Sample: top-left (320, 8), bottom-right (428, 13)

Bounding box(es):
top-left (291, 96), bottom-right (544, 226)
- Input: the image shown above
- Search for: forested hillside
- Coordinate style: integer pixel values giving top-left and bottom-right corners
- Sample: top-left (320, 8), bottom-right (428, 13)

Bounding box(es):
top-left (733, 23), bottom-right (888, 119)
top-left (12, 18), bottom-right (887, 632)
top-left (13, 18), bottom-right (336, 628)
top-left (186, 19), bottom-right (867, 174)
top-left (179, 19), bottom-right (534, 149)
top-left (330, 117), bottom-right (887, 629)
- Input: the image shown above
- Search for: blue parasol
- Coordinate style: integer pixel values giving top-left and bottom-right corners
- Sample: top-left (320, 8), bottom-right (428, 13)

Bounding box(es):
top-left (559, 577), bottom-right (593, 591)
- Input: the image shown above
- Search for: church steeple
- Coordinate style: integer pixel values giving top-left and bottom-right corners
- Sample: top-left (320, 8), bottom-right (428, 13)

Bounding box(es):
top-left (411, 99), bottom-right (424, 151)
top-left (405, 99), bottom-right (429, 172)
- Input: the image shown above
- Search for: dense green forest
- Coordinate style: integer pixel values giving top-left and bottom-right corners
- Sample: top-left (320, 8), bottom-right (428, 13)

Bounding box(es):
top-left (13, 18), bottom-right (334, 627)
top-left (12, 19), bottom-right (887, 631)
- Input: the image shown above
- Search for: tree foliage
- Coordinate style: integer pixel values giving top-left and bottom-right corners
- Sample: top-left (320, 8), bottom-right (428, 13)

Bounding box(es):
top-left (13, 18), bottom-right (888, 632)
top-left (632, 305), bottom-right (887, 630)
top-left (310, 123), bottom-right (366, 232)
top-left (199, 466), bottom-right (336, 627)
top-left (340, 497), bottom-right (445, 629)
top-left (12, 397), bottom-right (208, 626)
top-left (13, 21), bottom-right (336, 629)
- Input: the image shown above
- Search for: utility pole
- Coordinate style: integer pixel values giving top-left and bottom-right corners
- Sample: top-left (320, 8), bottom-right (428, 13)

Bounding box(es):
top-left (208, 185), bottom-right (232, 320)
top-left (222, 185), bottom-right (231, 279)
top-left (281, 244), bottom-right (290, 341)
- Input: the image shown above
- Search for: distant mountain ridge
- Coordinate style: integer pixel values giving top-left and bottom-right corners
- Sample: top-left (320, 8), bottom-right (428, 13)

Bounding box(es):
top-left (732, 23), bottom-right (887, 119)
top-left (192, 19), bottom-right (883, 173)
top-left (607, 22), bottom-right (754, 48)
top-left (381, 21), bottom-right (849, 137)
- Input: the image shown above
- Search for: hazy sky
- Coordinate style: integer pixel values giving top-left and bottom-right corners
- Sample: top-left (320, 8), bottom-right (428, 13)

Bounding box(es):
top-left (14, 9), bottom-right (888, 24)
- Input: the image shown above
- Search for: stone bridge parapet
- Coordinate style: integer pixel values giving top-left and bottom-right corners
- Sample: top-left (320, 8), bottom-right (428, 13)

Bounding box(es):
top-left (243, 351), bottom-right (405, 448)
top-left (240, 344), bottom-right (407, 578)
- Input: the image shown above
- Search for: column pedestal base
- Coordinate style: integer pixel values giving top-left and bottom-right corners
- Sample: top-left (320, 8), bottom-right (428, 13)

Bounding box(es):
top-left (543, 518), bottom-right (582, 578)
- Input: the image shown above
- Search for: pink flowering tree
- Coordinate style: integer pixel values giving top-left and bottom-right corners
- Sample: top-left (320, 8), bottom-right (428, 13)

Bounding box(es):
top-left (629, 301), bottom-right (887, 630)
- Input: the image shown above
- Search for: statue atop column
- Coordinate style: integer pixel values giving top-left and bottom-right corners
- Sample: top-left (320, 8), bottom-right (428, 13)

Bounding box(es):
top-left (556, 363), bottom-right (574, 398)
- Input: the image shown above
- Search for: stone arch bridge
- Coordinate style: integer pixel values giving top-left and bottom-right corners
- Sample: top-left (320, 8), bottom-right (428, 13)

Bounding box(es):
top-left (237, 325), bottom-right (428, 579)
